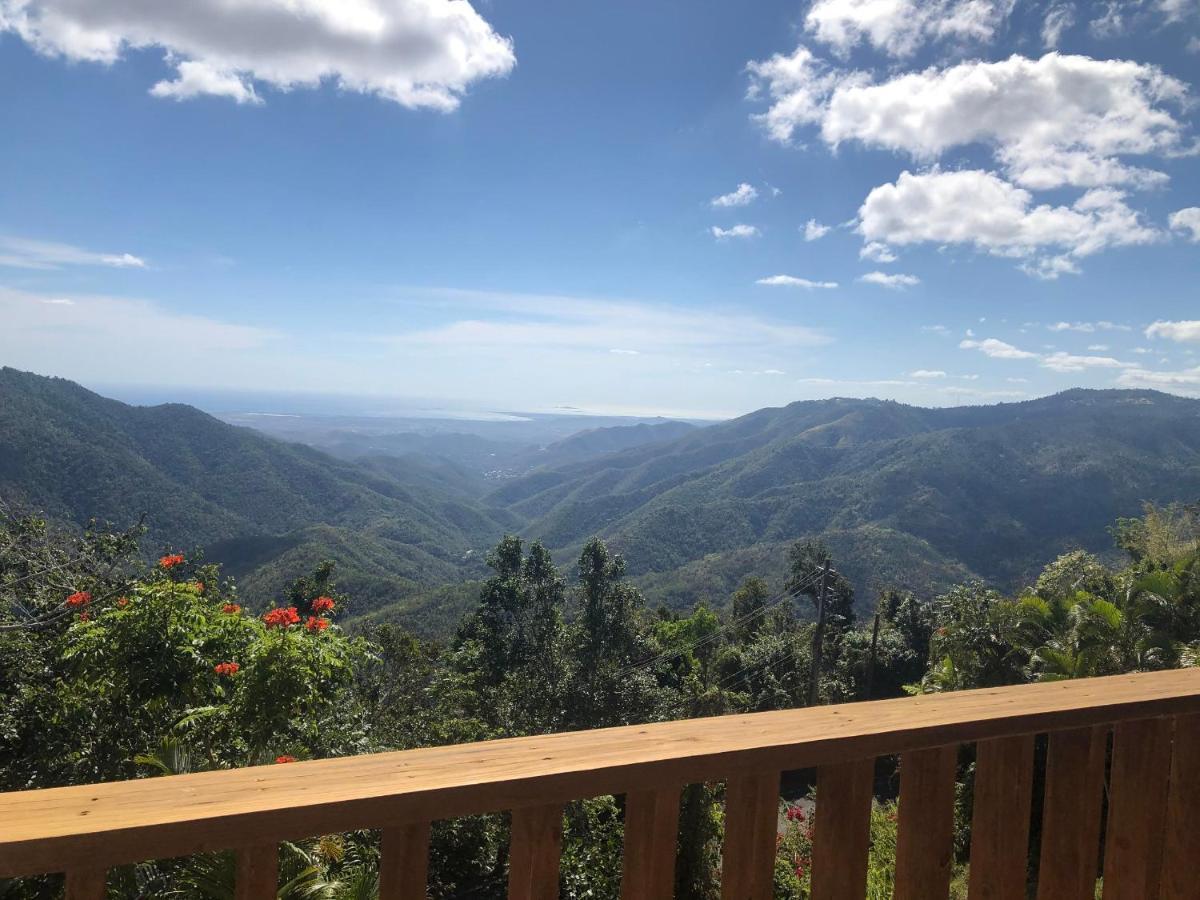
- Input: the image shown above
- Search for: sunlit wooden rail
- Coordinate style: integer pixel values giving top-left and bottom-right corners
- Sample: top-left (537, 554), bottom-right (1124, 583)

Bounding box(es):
top-left (3, 669), bottom-right (1200, 898)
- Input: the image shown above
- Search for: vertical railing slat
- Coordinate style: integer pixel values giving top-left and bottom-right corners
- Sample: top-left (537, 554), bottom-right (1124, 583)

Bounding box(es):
top-left (894, 745), bottom-right (957, 900)
top-left (720, 770), bottom-right (780, 900)
top-left (811, 757), bottom-right (874, 900)
top-left (967, 734), bottom-right (1034, 900)
top-left (1102, 717), bottom-right (1172, 900)
top-left (508, 803), bottom-right (564, 900)
top-left (65, 868), bottom-right (107, 900)
top-left (381, 821), bottom-right (432, 900)
top-left (621, 787), bottom-right (680, 900)
top-left (235, 845), bottom-right (279, 900)
top-left (1036, 725), bottom-right (1107, 900)
top-left (1160, 714), bottom-right (1200, 900)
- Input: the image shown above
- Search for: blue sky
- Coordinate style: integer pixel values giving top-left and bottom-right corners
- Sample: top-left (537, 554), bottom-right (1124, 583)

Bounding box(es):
top-left (1, 0), bottom-right (1198, 418)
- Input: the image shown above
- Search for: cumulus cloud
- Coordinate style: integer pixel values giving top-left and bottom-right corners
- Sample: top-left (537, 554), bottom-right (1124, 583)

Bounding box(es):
top-left (756, 274), bottom-right (839, 289)
top-left (748, 51), bottom-right (1189, 191)
top-left (0, 0), bottom-right (516, 111)
top-left (1146, 320), bottom-right (1200, 342)
top-left (803, 0), bottom-right (1014, 57)
top-left (860, 241), bottom-right (897, 263)
top-left (711, 183), bottom-right (758, 208)
top-left (859, 271), bottom-right (919, 288)
top-left (959, 338), bottom-right (1038, 359)
top-left (1118, 364), bottom-right (1200, 395)
top-left (962, 335), bottom-right (1137, 372)
top-left (1048, 320), bottom-right (1130, 332)
top-left (910, 369), bottom-right (947, 378)
top-left (710, 224), bottom-right (760, 240)
top-left (1170, 207), bottom-right (1200, 241)
top-left (922, 324), bottom-right (951, 336)
top-left (859, 170), bottom-right (1160, 278)
top-left (804, 219), bottom-right (831, 241)
top-left (0, 235), bottom-right (147, 269)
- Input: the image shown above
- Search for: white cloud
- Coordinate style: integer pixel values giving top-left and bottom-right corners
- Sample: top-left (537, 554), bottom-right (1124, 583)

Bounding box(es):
top-left (1088, 344), bottom-right (1110, 351)
top-left (1041, 3), bottom-right (1075, 47)
top-left (0, 0), bottom-right (515, 111)
top-left (1118, 365), bottom-right (1200, 395)
top-left (0, 235), bottom-right (147, 270)
top-left (748, 51), bottom-right (1189, 191)
top-left (1048, 320), bottom-right (1131, 333)
top-left (1040, 351), bottom-right (1134, 372)
top-left (1170, 208), bottom-right (1200, 242)
top-left (859, 170), bottom-right (1160, 278)
top-left (910, 369), bottom-right (947, 378)
top-left (860, 241), bottom-right (897, 263)
top-left (711, 183), bottom-right (758, 208)
top-left (609, 348), bottom-right (640, 356)
top-left (1162, 0), bottom-right (1200, 22)
top-left (859, 271), bottom-right (920, 288)
top-left (804, 219), bottom-right (832, 241)
top-left (804, 0), bottom-right (1014, 57)
top-left (960, 338), bottom-right (1038, 359)
top-left (756, 275), bottom-right (839, 289)
top-left (1146, 320), bottom-right (1200, 343)
top-left (922, 324), bottom-right (951, 337)
top-left (710, 224), bottom-right (760, 240)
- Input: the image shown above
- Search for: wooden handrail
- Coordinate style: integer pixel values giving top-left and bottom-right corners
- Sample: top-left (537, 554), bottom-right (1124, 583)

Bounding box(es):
top-left (4, 668), bottom-right (1200, 897)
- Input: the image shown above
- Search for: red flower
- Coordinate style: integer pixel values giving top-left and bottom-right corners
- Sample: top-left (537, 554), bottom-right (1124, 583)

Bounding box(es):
top-left (66, 590), bottom-right (92, 607)
top-left (221, 603), bottom-right (242, 615)
top-left (214, 662), bottom-right (240, 677)
top-left (117, 597), bottom-right (129, 608)
top-left (311, 596), bottom-right (335, 614)
top-left (275, 755), bottom-right (297, 764)
top-left (305, 615), bottom-right (329, 632)
top-left (262, 606), bottom-right (300, 629)
top-left (193, 581), bottom-right (205, 593)
top-left (158, 553), bottom-right (185, 569)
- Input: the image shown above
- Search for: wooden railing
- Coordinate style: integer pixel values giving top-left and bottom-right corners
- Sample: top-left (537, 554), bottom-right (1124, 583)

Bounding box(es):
top-left (3, 669), bottom-right (1200, 899)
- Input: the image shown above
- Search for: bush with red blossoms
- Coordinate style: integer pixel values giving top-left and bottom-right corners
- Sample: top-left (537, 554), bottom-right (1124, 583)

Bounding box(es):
top-left (158, 553), bottom-right (185, 569)
top-left (65, 590), bottom-right (91, 608)
top-left (262, 606), bottom-right (300, 629)
top-left (311, 596), bottom-right (335, 614)
top-left (214, 662), bottom-right (240, 677)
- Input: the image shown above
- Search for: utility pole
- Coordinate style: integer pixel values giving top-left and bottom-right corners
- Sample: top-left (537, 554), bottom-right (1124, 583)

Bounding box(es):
top-left (865, 611), bottom-right (882, 700)
top-left (808, 562), bottom-right (830, 707)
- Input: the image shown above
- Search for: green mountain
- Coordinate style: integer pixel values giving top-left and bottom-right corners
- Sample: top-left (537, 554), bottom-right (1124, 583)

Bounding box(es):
top-left (488, 391), bottom-right (1200, 608)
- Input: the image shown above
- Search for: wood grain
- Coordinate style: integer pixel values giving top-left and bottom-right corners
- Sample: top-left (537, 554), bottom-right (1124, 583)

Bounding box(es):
top-left (380, 821), bottom-right (431, 900)
top-left (894, 745), bottom-right (957, 900)
top-left (234, 845), bottom-right (278, 900)
top-left (507, 803), bottom-right (563, 900)
top-left (967, 734), bottom-right (1034, 900)
top-left (3, 670), bottom-right (1200, 878)
top-left (620, 787), bottom-right (680, 900)
top-left (811, 757), bottom-right (874, 900)
top-left (1160, 714), bottom-right (1200, 900)
top-left (1036, 726), bottom-right (1106, 900)
top-left (1102, 717), bottom-right (1172, 900)
top-left (64, 868), bottom-right (106, 900)
top-left (719, 771), bottom-right (779, 900)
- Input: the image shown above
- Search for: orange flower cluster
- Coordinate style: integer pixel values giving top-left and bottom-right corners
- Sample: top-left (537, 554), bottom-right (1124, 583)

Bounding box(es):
top-left (275, 755), bottom-right (297, 764)
top-left (65, 591), bottom-right (92, 607)
top-left (305, 615), bottom-right (329, 632)
top-left (221, 603), bottom-right (242, 615)
top-left (262, 606), bottom-right (300, 628)
top-left (311, 596), bottom-right (335, 614)
top-left (193, 581), bottom-right (205, 593)
top-left (159, 553), bottom-right (185, 569)
top-left (214, 662), bottom-right (240, 677)
top-left (117, 597), bottom-right (129, 608)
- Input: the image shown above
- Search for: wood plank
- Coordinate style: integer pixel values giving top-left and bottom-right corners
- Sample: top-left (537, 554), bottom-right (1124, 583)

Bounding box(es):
top-left (1103, 717), bottom-right (1172, 900)
top-left (1036, 726), bottom-right (1106, 900)
top-left (811, 757), bottom-right (874, 900)
top-left (4, 669), bottom-right (1200, 877)
top-left (894, 745), bottom-right (957, 900)
top-left (1160, 714), bottom-right (1200, 900)
top-left (380, 821), bottom-right (431, 900)
top-left (234, 845), bottom-right (278, 900)
top-left (967, 734), bottom-right (1034, 900)
top-left (720, 771), bottom-right (779, 900)
top-left (621, 787), bottom-right (680, 900)
top-left (508, 803), bottom-right (563, 900)
top-left (65, 868), bottom-right (107, 900)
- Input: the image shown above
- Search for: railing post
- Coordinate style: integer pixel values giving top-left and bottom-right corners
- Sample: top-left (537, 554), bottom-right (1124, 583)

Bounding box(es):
top-left (1036, 726), bottom-right (1107, 900)
top-left (1160, 714), bottom-right (1200, 900)
top-left (967, 735), bottom-right (1034, 900)
top-left (811, 758), bottom-right (874, 900)
top-left (235, 845), bottom-right (278, 900)
top-left (894, 745), bottom-right (957, 900)
top-left (621, 787), bottom-right (680, 900)
top-left (381, 822), bottom-right (431, 899)
top-left (1103, 718), bottom-right (1172, 899)
top-left (720, 770), bottom-right (780, 900)
top-left (65, 868), bottom-right (107, 900)
top-left (508, 803), bottom-right (563, 900)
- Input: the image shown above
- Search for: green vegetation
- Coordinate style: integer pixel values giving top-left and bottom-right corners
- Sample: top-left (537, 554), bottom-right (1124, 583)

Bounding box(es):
top-left (3, 500), bottom-right (1199, 898)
